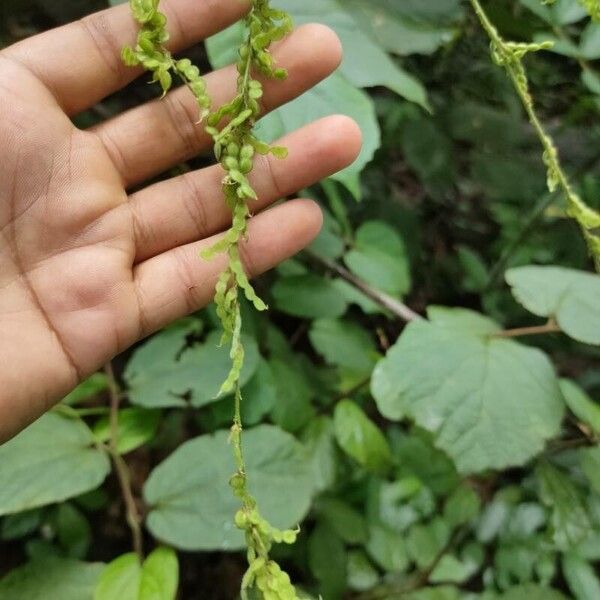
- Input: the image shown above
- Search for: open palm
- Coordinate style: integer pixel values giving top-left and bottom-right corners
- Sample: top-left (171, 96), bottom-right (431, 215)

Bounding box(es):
top-left (0, 0), bottom-right (361, 441)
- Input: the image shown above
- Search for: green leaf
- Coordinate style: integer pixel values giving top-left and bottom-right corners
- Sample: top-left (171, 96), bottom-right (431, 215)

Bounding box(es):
top-left (1, 509), bottom-right (42, 541)
top-left (272, 274), bottom-right (348, 319)
top-left (271, 0), bottom-right (428, 107)
top-left (333, 400), bottom-right (393, 475)
top-left (94, 554), bottom-right (140, 600)
top-left (317, 498), bottom-right (368, 544)
top-left (309, 318), bottom-right (377, 373)
top-left (406, 517), bottom-right (451, 569)
top-left (559, 379), bottom-right (600, 435)
top-left (125, 330), bottom-right (259, 409)
top-left (371, 308), bottom-right (564, 473)
top-left (430, 543), bottom-right (484, 584)
top-left (536, 462), bottom-right (592, 550)
top-left (93, 408), bottom-right (160, 454)
top-left (366, 524), bottom-right (409, 573)
top-left (562, 552), bottom-right (600, 600)
top-left (347, 550), bottom-right (379, 592)
top-left (54, 503), bottom-right (92, 559)
top-left (500, 584), bottom-right (568, 599)
top-left (0, 557), bottom-right (103, 600)
top-left (239, 359), bottom-right (277, 426)
top-left (580, 447), bottom-right (600, 496)
top-left (344, 0), bottom-right (462, 56)
top-left (94, 548), bottom-right (178, 600)
top-left (144, 425), bottom-right (314, 550)
top-left (270, 358), bottom-right (315, 433)
top-left (0, 413), bottom-right (110, 516)
top-left (391, 429), bottom-right (460, 497)
top-left (506, 266), bottom-right (600, 345)
top-left (139, 547), bottom-right (179, 600)
top-left (257, 72), bottom-right (381, 194)
top-left (308, 523), bottom-right (347, 600)
top-left (62, 373), bottom-right (108, 405)
top-left (344, 221), bottom-right (412, 296)
top-left (301, 416), bottom-right (338, 493)
top-left (443, 484), bottom-right (481, 527)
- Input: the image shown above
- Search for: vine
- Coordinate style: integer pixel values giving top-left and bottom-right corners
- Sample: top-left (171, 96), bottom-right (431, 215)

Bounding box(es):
top-left (123, 1), bottom-right (301, 598)
top-left (470, 0), bottom-right (600, 271)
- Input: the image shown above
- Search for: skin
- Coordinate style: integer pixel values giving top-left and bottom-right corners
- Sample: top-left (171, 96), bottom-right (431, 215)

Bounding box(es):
top-left (0, 0), bottom-right (362, 442)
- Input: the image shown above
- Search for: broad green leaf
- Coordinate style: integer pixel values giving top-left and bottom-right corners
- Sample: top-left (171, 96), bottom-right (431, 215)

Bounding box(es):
top-left (54, 503), bottom-right (91, 559)
top-left (239, 360), bottom-right (277, 426)
top-left (317, 498), bottom-right (368, 544)
top-left (347, 550), bottom-right (379, 592)
top-left (580, 447), bottom-right (600, 495)
top-left (207, 0), bottom-right (428, 107)
top-left (144, 425), bottom-right (314, 550)
top-left (272, 274), bottom-right (348, 319)
top-left (0, 557), bottom-right (103, 600)
top-left (257, 72), bottom-right (381, 194)
top-left (125, 330), bottom-right (259, 409)
top-left (519, 0), bottom-right (587, 25)
top-left (139, 547), bottom-right (179, 600)
top-left (345, 0), bottom-right (462, 56)
top-left (1, 509), bottom-right (42, 541)
top-left (94, 554), bottom-right (140, 600)
top-left (430, 543), bottom-right (484, 584)
top-left (366, 524), bottom-right (409, 573)
top-left (0, 413), bottom-right (110, 516)
top-left (391, 428), bottom-right (460, 497)
top-left (344, 221), bottom-right (412, 296)
top-left (93, 408), bottom-right (160, 454)
top-left (562, 552), bottom-right (600, 600)
top-left (308, 209), bottom-right (345, 260)
top-left (500, 584), bottom-right (568, 599)
top-left (368, 478), bottom-right (435, 534)
top-left (536, 462), bottom-right (591, 550)
top-left (270, 359), bottom-right (315, 433)
top-left (309, 318), bottom-right (377, 373)
top-left (443, 484), bottom-right (481, 527)
top-left (371, 308), bottom-right (564, 473)
top-left (308, 523), bottom-right (347, 599)
top-left (301, 416), bottom-right (338, 493)
top-left (406, 517), bottom-right (451, 569)
top-left (559, 379), bottom-right (600, 435)
top-left (94, 548), bottom-right (178, 600)
top-left (274, 0), bottom-right (428, 107)
top-left (62, 373), bottom-right (108, 405)
top-left (506, 266), bottom-right (600, 345)
top-left (476, 498), bottom-right (511, 544)
top-left (333, 400), bottom-right (393, 475)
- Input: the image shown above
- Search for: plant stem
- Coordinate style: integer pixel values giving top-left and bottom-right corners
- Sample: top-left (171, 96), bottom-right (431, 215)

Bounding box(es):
top-left (304, 250), bottom-right (422, 323)
top-left (470, 0), bottom-right (600, 270)
top-left (104, 363), bottom-right (144, 560)
top-left (494, 319), bottom-right (561, 339)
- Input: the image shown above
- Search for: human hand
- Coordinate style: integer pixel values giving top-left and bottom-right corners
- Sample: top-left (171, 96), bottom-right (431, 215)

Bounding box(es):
top-left (0, 0), bottom-right (361, 441)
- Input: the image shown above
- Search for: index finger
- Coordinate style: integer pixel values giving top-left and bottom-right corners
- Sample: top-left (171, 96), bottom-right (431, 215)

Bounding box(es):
top-left (2, 0), bottom-right (249, 116)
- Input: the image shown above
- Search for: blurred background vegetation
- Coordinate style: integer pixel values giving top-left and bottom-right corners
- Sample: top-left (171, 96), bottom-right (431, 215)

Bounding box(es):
top-left (0, 1), bottom-right (599, 599)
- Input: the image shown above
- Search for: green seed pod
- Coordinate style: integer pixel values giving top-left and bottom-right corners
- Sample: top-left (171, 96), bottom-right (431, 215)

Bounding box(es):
top-left (227, 142), bottom-right (241, 157)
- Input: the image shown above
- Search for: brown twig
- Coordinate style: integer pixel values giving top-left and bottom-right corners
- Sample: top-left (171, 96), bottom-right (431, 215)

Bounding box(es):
top-left (494, 319), bottom-right (561, 339)
top-left (305, 250), bottom-right (422, 323)
top-left (104, 363), bottom-right (144, 559)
